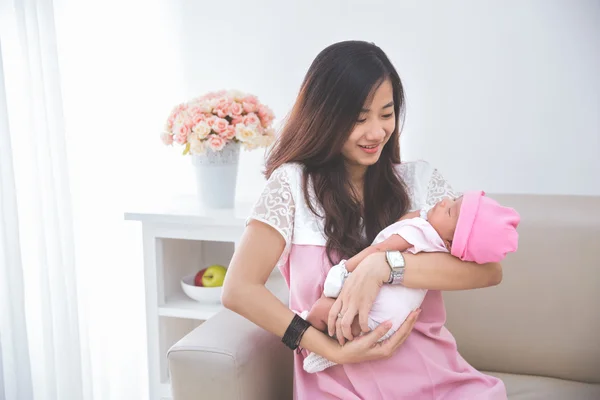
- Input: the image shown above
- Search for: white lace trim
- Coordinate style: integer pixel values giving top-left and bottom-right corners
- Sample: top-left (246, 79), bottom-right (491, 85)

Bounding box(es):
top-left (398, 160), bottom-right (458, 213)
top-left (247, 164), bottom-right (296, 267)
top-left (397, 162), bottom-right (418, 210)
top-left (426, 167), bottom-right (459, 208)
top-left (294, 176), bottom-right (327, 245)
top-left (248, 160), bottom-right (457, 252)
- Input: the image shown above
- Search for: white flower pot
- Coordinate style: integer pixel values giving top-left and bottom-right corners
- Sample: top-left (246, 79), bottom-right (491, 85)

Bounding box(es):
top-left (191, 142), bottom-right (240, 209)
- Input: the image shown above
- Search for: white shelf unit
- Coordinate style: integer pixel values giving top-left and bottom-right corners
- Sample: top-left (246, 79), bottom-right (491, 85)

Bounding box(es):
top-left (125, 196), bottom-right (267, 400)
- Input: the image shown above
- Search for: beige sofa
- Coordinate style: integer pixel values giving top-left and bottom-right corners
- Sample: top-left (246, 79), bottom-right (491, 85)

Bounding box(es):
top-left (167, 194), bottom-right (600, 399)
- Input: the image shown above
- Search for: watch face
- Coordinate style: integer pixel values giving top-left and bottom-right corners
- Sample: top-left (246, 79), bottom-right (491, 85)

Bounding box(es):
top-left (389, 251), bottom-right (404, 268)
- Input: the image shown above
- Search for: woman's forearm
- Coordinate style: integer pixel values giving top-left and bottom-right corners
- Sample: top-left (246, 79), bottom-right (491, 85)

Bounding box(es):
top-left (222, 282), bottom-right (336, 359)
top-left (402, 252), bottom-right (502, 290)
top-left (222, 221), bottom-right (338, 360)
top-left (363, 251), bottom-right (502, 291)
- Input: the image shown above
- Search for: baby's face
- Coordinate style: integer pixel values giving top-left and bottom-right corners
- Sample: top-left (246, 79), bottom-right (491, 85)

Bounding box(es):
top-left (427, 196), bottom-right (463, 249)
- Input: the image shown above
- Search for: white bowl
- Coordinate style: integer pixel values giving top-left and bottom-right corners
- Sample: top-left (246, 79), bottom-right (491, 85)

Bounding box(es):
top-left (181, 273), bottom-right (223, 304)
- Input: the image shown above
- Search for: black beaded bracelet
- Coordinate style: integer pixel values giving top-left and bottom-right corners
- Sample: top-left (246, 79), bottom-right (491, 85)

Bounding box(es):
top-left (282, 314), bottom-right (311, 351)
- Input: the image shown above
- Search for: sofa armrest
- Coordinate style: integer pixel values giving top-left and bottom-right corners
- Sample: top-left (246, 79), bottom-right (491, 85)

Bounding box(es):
top-left (167, 275), bottom-right (293, 400)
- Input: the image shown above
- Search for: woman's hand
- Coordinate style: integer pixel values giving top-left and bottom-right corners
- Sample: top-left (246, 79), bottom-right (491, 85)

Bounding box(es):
top-left (327, 309), bottom-right (421, 364)
top-left (327, 252), bottom-right (390, 344)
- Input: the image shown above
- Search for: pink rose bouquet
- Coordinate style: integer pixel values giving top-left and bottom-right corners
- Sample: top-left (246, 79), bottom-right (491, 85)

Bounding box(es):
top-left (161, 90), bottom-right (276, 154)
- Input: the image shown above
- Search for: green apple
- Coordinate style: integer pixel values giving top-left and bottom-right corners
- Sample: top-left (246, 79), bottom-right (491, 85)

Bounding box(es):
top-left (201, 264), bottom-right (227, 287)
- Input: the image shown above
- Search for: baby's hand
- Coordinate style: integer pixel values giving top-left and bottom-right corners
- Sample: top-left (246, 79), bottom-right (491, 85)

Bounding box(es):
top-left (308, 295), bottom-right (363, 339)
top-left (306, 295), bottom-right (336, 332)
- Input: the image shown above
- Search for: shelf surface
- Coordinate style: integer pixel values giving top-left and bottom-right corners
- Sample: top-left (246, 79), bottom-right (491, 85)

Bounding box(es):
top-left (159, 293), bottom-right (224, 320)
top-left (125, 194), bottom-right (254, 227)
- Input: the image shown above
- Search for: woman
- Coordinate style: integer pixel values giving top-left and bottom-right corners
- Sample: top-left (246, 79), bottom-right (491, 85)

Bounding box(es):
top-left (222, 41), bottom-right (506, 399)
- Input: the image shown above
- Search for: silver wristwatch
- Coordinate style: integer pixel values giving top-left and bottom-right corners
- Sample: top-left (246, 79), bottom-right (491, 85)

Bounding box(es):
top-left (385, 250), bottom-right (406, 285)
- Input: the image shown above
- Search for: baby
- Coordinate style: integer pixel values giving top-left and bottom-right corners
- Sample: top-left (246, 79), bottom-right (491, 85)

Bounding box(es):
top-left (302, 191), bottom-right (520, 373)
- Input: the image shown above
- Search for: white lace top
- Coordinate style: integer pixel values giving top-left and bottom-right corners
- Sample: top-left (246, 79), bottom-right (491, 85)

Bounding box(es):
top-left (248, 160), bottom-right (457, 268)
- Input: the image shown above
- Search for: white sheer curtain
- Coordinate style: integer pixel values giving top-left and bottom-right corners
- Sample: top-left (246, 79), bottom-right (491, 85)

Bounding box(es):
top-left (0, 0), bottom-right (89, 398)
top-left (0, 37), bottom-right (34, 400)
top-left (1, 0), bottom-right (184, 399)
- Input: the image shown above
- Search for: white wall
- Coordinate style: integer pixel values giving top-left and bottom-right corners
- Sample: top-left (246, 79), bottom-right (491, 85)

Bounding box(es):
top-left (156, 0), bottom-right (600, 200)
top-left (42, 2), bottom-right (597, 397)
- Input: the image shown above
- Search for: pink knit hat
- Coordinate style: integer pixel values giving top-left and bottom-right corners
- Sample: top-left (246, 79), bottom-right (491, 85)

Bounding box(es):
top-left (451, 191), bottom-right (520, 264)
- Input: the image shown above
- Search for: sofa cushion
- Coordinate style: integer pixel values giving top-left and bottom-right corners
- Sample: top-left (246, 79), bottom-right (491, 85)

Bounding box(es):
top-left (486, 371), bottom-right (600, 400)
top-left (444, 195), bottom-right (600, 384)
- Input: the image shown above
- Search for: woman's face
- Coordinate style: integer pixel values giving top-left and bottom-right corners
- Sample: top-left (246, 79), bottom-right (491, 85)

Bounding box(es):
top-left (341, 79), bottom-right (396, 168)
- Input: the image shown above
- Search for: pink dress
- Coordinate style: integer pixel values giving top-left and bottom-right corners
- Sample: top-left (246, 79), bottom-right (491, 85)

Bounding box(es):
top-left (249, 160), bottom-right (507, 400)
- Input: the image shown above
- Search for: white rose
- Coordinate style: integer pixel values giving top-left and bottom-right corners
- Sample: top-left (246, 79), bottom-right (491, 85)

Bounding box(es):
top-left (192, 121), bottom-right (211, 140)
top-left (208, 98), bottom-right (221, 108)
top-left (198, 101), bottom-right (212, 114)
top-left (174, 110), bottom-right (189, 125)
top-left (255, 134), bottom-right (274, 148)
top-left (227, 90), bottom-right (246, 101)
top-left (189, 134), bottom-right (207, 155)
top-left (235, 124), bottom-right (259, 143)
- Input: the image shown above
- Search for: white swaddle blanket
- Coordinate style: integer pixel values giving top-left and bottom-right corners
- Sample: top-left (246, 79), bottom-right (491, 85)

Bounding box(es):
top-left (304, 213), bottom-right (448, 373)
